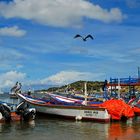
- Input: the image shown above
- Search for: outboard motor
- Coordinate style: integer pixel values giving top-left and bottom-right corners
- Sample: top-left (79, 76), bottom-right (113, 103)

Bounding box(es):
top-left (16, 101), bottom-right (36, 121)
top-left (22, 108), bottom-right (36, 121)
top-left (0, 103), bottom-right (11, 122)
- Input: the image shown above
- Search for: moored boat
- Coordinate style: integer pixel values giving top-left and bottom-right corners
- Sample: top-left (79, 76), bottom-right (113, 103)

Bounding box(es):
top-left (124, 94), bottom-right (140, 116)
top-left (18, 93), bottom-right (110, 122)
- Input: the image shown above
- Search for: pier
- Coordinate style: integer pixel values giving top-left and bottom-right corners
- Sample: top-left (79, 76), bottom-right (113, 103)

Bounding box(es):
top-left (107, 77), bottom-right (140, 97)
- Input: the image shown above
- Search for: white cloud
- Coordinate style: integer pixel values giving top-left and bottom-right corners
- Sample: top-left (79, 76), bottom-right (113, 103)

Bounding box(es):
top-left (0, 0), bottom-right (125, 27)
top-left (0, 70), bottom-right (104, 90)
top-left (0, 71), bottom-right (26, 89)
top-left (0, 47), bottom-right (26, 66)
top-left (41, 70), bottom-right (104, 85)
top-left (0, 26), bottom-right (26, 37)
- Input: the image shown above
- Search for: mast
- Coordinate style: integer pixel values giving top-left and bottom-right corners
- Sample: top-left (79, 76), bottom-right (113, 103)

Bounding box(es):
top-left (118, 78), bottom-right (120, 98)
top-left (138, 67), bottom-right (140, 80)
top-left (84, 82), bottom-right (88, 106)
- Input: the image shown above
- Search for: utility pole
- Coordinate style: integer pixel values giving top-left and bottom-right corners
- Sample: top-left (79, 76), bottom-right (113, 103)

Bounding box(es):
top-left (118, 78), bottom-right (120, 98)
top-left (138, 67), bottom-right (140, 80)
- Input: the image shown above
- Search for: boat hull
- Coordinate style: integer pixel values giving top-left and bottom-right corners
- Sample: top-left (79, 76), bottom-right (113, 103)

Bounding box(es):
top-left (33, 104), bottom-right (110, 122)
top-left (18, 94), bottom-right (110, 122)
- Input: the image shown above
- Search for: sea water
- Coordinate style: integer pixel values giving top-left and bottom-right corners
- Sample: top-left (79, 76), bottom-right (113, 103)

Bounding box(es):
top-left (0, 94), bottom-right (140, 140)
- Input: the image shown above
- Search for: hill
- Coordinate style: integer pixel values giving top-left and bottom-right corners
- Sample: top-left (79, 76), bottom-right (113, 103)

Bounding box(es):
top-left (40, 80), bottom-right (105, 93)
top-left (37, 80), bottom-right (140, 94)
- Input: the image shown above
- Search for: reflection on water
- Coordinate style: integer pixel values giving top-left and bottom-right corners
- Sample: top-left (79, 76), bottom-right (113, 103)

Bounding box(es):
top-left (0, 121), bottom-right (36, 140)
top-left (108, 117), bottom-right (140, 140)
top-left (1, 116), bottom-right (140, 140)
top-left (0, 95), bottom-right (140, 140)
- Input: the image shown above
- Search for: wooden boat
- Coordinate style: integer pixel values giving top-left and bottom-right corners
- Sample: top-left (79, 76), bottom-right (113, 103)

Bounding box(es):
top-left (18, 93), bottom-right (110, 122)
top-left (47, 92), bottom-right (103, 105)
top-left (47, 93), bottom-right (83, 104)
top-left (125, 96), bottom-right (140, 116)
top-left (47, 93), bottom-right (135, 121)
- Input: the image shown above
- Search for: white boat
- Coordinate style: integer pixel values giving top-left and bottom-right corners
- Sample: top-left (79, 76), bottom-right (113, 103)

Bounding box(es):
top-left (18, 92), bottom-right (110, 122)
top-left (48, 93), bottom-right (83, 104)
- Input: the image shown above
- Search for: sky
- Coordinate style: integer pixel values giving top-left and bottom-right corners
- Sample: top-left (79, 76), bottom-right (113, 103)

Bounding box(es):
top-left (0, 0), bottom-right (140, 91)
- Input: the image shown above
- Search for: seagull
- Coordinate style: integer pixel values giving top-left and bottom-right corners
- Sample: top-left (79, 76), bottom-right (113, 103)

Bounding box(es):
top-left (74, 34), bottom-right (94, 41)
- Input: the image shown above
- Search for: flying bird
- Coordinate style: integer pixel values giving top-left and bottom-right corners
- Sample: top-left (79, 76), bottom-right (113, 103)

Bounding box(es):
top-left (74, 34), bottom-right (94, 41)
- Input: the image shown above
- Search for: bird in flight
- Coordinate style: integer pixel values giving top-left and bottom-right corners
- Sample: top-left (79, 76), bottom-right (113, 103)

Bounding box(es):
top-left (74, 34), bottom-right (94, 41)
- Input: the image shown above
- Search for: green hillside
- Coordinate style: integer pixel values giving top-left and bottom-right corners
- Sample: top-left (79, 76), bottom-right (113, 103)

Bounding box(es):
top-left (38, 80), bottom-right (140, 94)
top-left (46, 80), bottom-right (105, 93)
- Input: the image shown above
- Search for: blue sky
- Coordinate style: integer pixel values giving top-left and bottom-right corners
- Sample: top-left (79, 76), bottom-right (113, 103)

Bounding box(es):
top-left (0, 0), bottom-right (140, 91)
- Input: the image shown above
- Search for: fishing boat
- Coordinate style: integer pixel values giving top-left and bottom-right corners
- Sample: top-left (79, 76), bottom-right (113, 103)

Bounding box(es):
top-left (17, 83), bottom-right (110, 122)
top-left (18, 93), bottom-right (110, 122)
top-left (127, 96), bottom-right (140, 116)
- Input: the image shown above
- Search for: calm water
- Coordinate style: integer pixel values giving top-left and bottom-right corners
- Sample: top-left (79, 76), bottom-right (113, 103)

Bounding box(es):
top-left (0, 94), bottom-right (140, 140)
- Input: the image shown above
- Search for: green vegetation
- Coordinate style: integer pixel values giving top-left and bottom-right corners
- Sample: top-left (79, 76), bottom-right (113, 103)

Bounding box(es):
top-left (45, 80), bottom-right (104, 93)
top-left (37, 80), bottom-right (140, 94)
